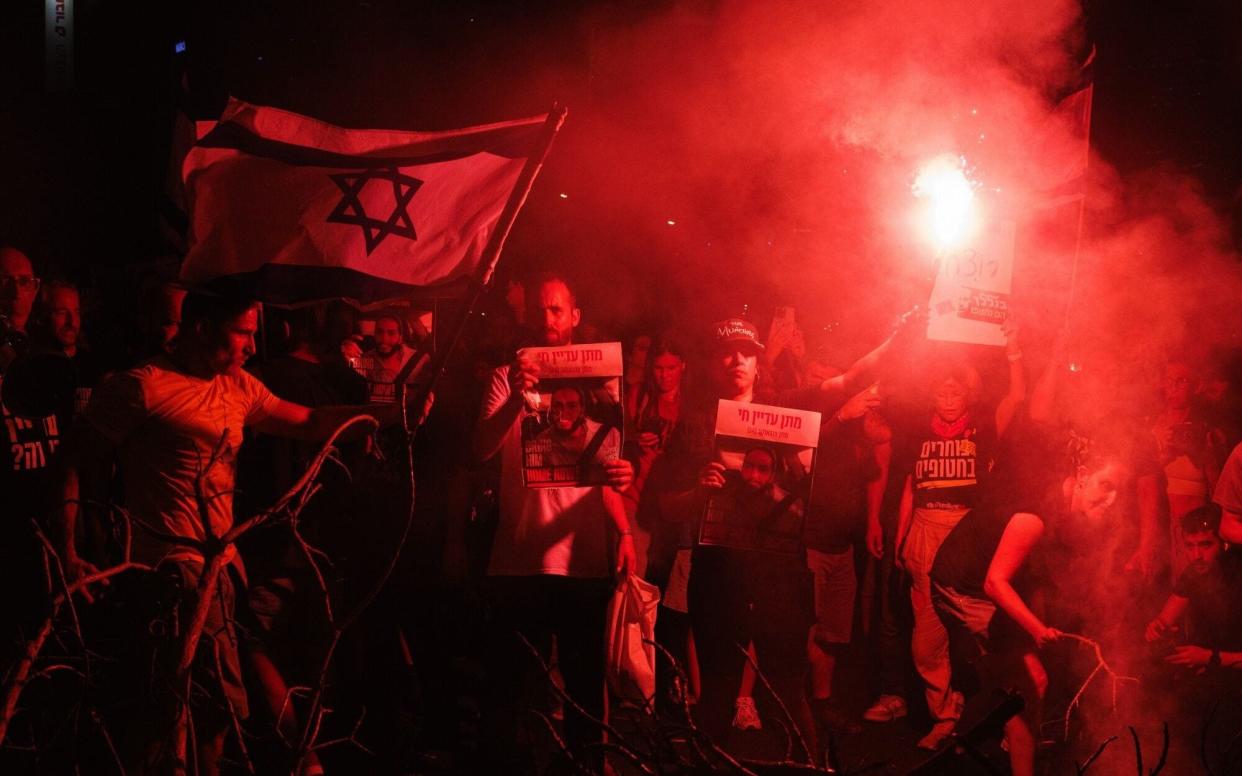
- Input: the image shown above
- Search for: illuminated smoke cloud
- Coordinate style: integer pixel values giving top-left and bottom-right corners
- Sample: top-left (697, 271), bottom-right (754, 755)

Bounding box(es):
top-left (568, 0), bottom-right (1238, 370)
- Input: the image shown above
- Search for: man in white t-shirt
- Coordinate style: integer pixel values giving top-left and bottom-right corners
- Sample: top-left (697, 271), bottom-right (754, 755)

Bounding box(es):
top-left (60, 291), bottom-right (420, 776)
top-left (473, 272), bottom-right (635, 773)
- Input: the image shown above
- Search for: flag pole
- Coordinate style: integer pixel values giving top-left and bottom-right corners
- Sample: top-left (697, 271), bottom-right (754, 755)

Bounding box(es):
top-left (1063, 49), bottom-right (1094, 326)
top-left (393, 103), bottom-right (569, 405)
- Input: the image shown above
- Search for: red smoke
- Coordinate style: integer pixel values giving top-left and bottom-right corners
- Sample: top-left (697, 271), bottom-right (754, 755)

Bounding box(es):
top-left (541, 0), bottom-right (1238, 375)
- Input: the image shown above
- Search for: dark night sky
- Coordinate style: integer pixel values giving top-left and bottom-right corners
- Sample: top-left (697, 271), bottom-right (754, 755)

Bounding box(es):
top-left (2, 0), bottom-right (1240, 325)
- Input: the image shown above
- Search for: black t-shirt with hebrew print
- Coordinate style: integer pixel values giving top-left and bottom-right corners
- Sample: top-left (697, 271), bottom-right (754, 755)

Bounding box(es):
top-left (898, 411), bottom-right (996, 511)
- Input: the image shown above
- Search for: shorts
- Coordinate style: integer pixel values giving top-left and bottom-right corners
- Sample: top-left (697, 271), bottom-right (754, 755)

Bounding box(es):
top-left (806, 547), bottom-right (856, 645)
top-left (930, 580), bottom-right (994, 658)
top-left (164, 560), bottom-right (249, 720)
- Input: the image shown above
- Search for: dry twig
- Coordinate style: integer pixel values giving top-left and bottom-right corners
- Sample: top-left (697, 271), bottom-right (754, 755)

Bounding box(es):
top-left (0, 561), bottom-right (148, 744)
top-left (1060, 632), bottom-right (1139, 740)
top-left (1075, 734), bottom-right (1117, 774)
top-left (737, 642), bottom-right (813, 766)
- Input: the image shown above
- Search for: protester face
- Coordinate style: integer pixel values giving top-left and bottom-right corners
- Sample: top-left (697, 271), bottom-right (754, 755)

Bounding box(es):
top-left (741, 448), bottom-right (776, 490)
top-left (202, 306), bottom-right (259, 376)
top-left (932, 378), bottom-right (969, 423)
top-left (0, 248), bottom-right (39, 331)
top-left (1183, 530), bottom-right (1222, 576)
top-left (374, 317), bottom-right (403, 357)
top-left (505, 279), bottom-right (526, 323)
top-left (717, 346), bottom-right (759, 397)
top-left (1201, 372), bottom-right (1229, 404)
top-left (1070, 461), bottom-right (1126, 521)
top-left (630, 335), bottom-right (652, 370)
top-left (651, 352), bottom-right (685, 395)
top-left (147, 285), bottom-right (185, 355)
top-left (550, 387), bottom-right (585, 432)
top-left (530, 280), bottom-right (580, 346)
top-left (46, 286), bottom-right (81, 352)
top-left (1161, 362), bottom-right (1195, 409)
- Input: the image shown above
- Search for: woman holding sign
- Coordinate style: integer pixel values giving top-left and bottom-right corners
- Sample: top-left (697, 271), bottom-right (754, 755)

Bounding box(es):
top-left (654, 311), bottom-right (921, 765)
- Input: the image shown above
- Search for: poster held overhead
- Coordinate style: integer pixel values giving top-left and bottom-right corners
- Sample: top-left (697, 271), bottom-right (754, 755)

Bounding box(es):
top-left (520, 343), bottom-right (624, 488)
top-left (926, 220), bottom-right (1016, 347)
top-left (700, 399), bottom-right (821, 556)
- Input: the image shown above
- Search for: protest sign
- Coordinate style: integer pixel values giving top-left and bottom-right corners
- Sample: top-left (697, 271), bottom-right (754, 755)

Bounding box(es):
top-left (927, 220), bottom-right (1016, 346)
top-left (700, 399), bottom-right (820, 555)
top-left (520, 342), bottom-right (624, 488)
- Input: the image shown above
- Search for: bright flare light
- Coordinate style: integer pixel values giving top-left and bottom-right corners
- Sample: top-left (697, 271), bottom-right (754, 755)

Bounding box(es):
top-left (912, 155), bottom-right (979, 253)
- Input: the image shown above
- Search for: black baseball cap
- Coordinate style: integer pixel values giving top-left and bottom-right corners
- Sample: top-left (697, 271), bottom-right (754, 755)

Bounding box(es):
top-left (712, 318), bottom-right (765, 352)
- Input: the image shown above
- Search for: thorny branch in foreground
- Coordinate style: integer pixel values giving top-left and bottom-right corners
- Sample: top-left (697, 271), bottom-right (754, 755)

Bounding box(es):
top-left (1059, 632), bottom-right (1140, 741)
top-left (0, 414), bottom-right (387, 775)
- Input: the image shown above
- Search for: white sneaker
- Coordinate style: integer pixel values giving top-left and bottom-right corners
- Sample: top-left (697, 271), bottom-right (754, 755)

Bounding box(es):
top-left (862, 694), bottom-right (909, 722)
top-left (732, 696), bottom-right (762, 730)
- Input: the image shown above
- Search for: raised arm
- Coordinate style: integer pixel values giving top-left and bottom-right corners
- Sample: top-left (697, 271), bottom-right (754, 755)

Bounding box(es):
top-left (994, 320), bottom-right (1026, 438)
top-left (1029, 327), bottom-right (1069, 425)
top-left (817, 308), bottom-right (924, 404)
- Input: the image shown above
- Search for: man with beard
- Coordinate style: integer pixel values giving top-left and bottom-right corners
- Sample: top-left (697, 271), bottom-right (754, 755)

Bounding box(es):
top-left (535, 384), bottom-right (621, 481)
top-left (1146, 504), bottom-right (1242, 672)
top-left (33, 280), bottom-right (106, 415)
top-left (473, 272), bottom-right (635, 775)
top-left (1144, 503), bottom-right (1242, 771)
top-left (134, 279), bottom-right (187, 363)
top-left (0, 245), bottom-right (38, 371)
top-left (718, 446), bottom-right (804, 540)
top-left (360, 312), bottom-right (420, 404)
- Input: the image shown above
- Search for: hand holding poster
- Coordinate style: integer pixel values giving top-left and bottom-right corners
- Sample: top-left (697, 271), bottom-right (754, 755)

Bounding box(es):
top-left (700, 399), bottom-right (821, 556)
top-left (520, 342), bottom-right (624, 488)
top-left (926, 220), bottom-right (1016, 346)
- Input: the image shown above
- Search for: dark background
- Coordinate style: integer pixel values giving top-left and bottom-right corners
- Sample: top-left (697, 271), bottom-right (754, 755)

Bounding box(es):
top-left (2, 0), bottom-right (1239, 339)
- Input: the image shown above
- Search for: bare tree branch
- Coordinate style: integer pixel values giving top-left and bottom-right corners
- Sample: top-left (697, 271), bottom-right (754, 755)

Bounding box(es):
top-left (1060, 632), bottom-right (1139, 740)
top-left (736, 642), bottom-right (813, 766)
top-left (1129, 726), bottom-right (1143, 776)
top-left (0, 561), bottom-right (148, 744)
top-left (515, 631), bottom-right (656, 776)
top-left (1076, 734), bottom-right (1117, 775)
top-left (1149, 721), bottom-right (1169, 776)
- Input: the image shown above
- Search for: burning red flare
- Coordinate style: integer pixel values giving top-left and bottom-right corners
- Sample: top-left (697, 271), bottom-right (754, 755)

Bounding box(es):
top-left (912, 154), bottom-right (980, 253)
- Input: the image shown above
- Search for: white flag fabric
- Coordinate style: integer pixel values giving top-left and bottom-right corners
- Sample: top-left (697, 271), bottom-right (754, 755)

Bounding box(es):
top-left (180, 98), bottom-right (547, 306)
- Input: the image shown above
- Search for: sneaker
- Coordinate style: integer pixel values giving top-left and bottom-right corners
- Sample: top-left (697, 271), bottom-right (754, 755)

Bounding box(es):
top-left (811, 701), bottom-right (862, 735)
top-left (732, 696), bottom-right (762, 730)
top-left (917, 720), bottom-right (957, 751)
top-left (862, 694), bottom-right (909, 723)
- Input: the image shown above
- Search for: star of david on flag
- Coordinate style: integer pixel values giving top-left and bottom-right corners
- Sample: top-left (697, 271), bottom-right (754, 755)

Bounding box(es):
top-left (326, 167), bottom-right (423, 254)
top-left (180, 98), bottom-right (549, 306)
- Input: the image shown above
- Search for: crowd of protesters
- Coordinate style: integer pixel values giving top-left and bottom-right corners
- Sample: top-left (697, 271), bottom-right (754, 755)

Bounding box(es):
top-left (3, 242), bottom-right (1242, 774)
